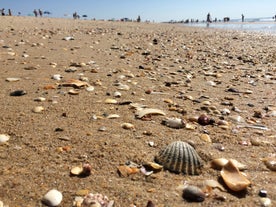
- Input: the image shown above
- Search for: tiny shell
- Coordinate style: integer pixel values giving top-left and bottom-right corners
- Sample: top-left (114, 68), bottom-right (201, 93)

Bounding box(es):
top-left (211, 158), bottom-right (247, 170)
top-left (71, 166), bottom-right (83, 175)
top-left (143, 162), bottom-right (163, 172)
top-left (200, 134), bottom-right (212, 143)
top-left (261, 157), bottom-right (276, 171)
top-left (121, 123), bottom-right (134, 130)
top-left (86, 86), bottom-right (95, 92)
top-left (135, 108), bottom-right (166, 119)
top-left (68, 89), bottom-right (79, 95)
top-left (229, 115), bottom-right (245, 123)
top-left (104, 98), bottom-right (118, 104)
top-left (204, 179), bottom-right (226, 192)
top-left (34, 97), bottom-right (46, 102)
top-left (42, 189), bottom-right (63, 207)
top-left (32, 106), bottom-right (44, 113)
top-left (220, 160), bottom-right (250, 191)
top-left (113, 91), bottom-right (122, 97)
top-left (182, 185), bottom-right (205, 202)
top-left (161, 118), bottom-right (185, 129)
top-left (6, 77), bottom-right (20, 82)
top-left (0, 134), bottom-right (10, 144)
top-left (106, 114), bottom-right (120, 119)
top-left (154, 141), bottom-right (203, 175)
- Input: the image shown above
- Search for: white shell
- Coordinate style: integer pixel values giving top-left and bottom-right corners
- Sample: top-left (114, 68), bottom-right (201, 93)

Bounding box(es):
top-left (32, 106), bottom-right (44, 113)
top-left (161, 118), bottom-right (185, 129)
top-left (0, 134), bottom-right (10, 143)
top-left (42, 189), bottom-right (63, 206)
top-left (135, 108), bottom-right (166, 119)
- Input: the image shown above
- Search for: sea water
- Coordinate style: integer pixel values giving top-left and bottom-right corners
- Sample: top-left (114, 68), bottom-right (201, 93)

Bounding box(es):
top-left (186, 17), bottom-right (276, 35)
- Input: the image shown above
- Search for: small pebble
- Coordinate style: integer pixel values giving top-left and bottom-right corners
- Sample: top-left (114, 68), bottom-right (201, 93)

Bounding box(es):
top-left (10, 90), bottom-right (27, 96)
top-left (259, 189), bottom-right (267, 197)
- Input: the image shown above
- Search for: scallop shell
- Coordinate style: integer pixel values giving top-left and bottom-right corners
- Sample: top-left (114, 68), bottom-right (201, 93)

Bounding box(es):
top-left (154, 141), bottom-right (203, 175)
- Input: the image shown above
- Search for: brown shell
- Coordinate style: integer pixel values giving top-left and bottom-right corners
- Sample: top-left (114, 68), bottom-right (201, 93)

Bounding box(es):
top-left (154, 141), bottom-right (203, 175)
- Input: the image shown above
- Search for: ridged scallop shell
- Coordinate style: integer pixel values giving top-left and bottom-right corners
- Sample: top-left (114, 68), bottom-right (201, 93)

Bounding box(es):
top-left (154, 141), bottom-right (203, 175)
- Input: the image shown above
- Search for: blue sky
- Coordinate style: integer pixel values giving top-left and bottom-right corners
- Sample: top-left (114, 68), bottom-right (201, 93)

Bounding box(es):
top-left (1, 0), bottom-right (276, 22)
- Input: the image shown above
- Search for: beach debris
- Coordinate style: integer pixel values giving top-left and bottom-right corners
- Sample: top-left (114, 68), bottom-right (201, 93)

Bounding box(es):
top-left (32, 106), bottom-right (44, 113)
top-left (259, 189), bottom-right (268, 197)
top-left (204, 179), bottom-right (226, 192)
top-left (197, 114), bottom-right (215, 126)
top-left (210, 158), bottom-right (247, 170)
top-left (0, 134), bottom-right (10, 144)
top-left (261, 157), bottom-right (276, 171)
top-left (70, 163), bottom-right (92, 177)
top-left (86, 86), bottom-right (95, 92)
top-left (154, 141), bottom-right (203, 175)
top-left (106, 114), bottom-right (120, 119)
top-left (68, 89), bottom-right (80, 95)
top-left (161, 117), bottom-right (185, 129)
top-left (135, 108), bottom-right (166, 119)
top-left (59, 79), bottom-right (89, 88)
top-left (237, 124), bottom-right (268, 130)
top-left (121, 122), bottom-right (135, 130)
top-left (259, 197), bottom-right (271, 207)
top-left (142, 162), bottom-right (163, 173)
top-left (52, 74), bottom-right (62, 80)
top-left (62, 36), bottom-right (74, 41)
top-left (10, 90), bottom-right (27, 96)
top-left (42, 189), bottom-right (63, 206)
top-left (117, 165), bottom-right (139, 177)
top-left (220, 160), bottom-right (251, 191)
top-left (81, 193), bottom-right (114, 207)
top-left (182, 185), bottom-right (205, 202)
top-left (6, 77), bottom-right (20, 82)
top-left (104, 98), bottom-right (118, 104)
top-left (34, 97), bottom-right (46, 102)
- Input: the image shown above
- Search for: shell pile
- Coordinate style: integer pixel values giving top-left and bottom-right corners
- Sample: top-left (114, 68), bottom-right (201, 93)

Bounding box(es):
top-left (154, 141), bottom-right (203, 175)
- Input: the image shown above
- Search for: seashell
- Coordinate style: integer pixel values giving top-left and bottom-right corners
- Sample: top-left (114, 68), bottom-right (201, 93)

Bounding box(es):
top-left (60, 79), bottom-right (88, 88)
top-left (161, 118), bottom-right (185, 129)
top-left (34, 97), bottom-right (46, 102)
top-left (204, 179), bottom-right (226, 192)
top-left (52, 74), bottom-right (62, 80)
top-left (135, 108), bottom-right (166, 119)
top-left (143, 162), bottom-right (163, 172)
top-left (104, 98), bottom-right (118, 104)
top-left (197, 114), bottom-right (215, 126)
top-left (261, 157), bottom-right (276, 171)
top-left (71, 163), bottom-right (92, 177)
top-left (32, 106), bottom-right (44, 113)
top-left (113, 91), bottom-right (122, 97)
top-left (182, 185), bottom-right (205, 202)
top-left (200, 134), bottom-right (212, 143)
top-left (259, 197), bottom-right (271, 207)
top-left (106, 114), bottom-right (120, 119)
top-left (6, 77), bottom-right (20, 82)
top-left (121, 123), bottom-right (134, 130)
top-left (210, 158), bottom-right (247, 170)
top-left (0, 134), bottom-right (10, 144)
top-left (220, 160), bottom-right (250, 191)
top-left (68, 89), bottom-right (79, 95)
top-left (229, 115), bottom-right (245, 123)
top-left (71, 166), bottom-right (83, 175)
top-left (86, 86), bottom-right (94, 92)
top-left (42, 189), bottom-right (63, 206)
top-left (154, 141), bottom-right (203, 175)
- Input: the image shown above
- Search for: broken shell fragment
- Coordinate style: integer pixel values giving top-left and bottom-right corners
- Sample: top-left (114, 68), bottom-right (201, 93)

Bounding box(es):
top-left (210, 158), bottom-right (247, 170)
top-left (261, 157), bottom-right (276, 171)
top-left (135, 108), bottom-right (166, 119)
top-left (104, 98), bottom-right (118, 104)
top-left (121, 123), bottom-right (134, 130)
top-left (220, 160), bottom-right (250, 191)
top-left (32, 106), bottom-right (44, 113)
top-left (154, 141), bottom-right (203, 175)
top-left (182, 185), bottom-right (205, 202)
top-left (70, 163), bottom-right (92, 177)
top-left (0, 134), bottom-right (10, 144)
top-left (161, 117), bottom-right (185, 129)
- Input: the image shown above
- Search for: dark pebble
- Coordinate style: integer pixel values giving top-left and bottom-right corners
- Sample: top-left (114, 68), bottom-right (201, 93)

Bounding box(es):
top-left (10, 90), bottom-right (27, 96)
top-left (259, 189), bottom-right (267, 197)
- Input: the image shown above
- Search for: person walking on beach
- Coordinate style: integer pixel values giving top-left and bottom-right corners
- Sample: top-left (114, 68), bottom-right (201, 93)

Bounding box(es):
top-left (206, 13), bottom-right (212, 23)
top-left (1, 8), bottom-right (5, 16)
top-left (39, 9), bottom-right (43, 17)
top-left (242, 14), bottom-right (244, 22)
top-left (33, 9), bottom-right (38, 17)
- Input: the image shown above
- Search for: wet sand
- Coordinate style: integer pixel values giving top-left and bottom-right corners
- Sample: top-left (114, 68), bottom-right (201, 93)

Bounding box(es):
top-left (0, 16), bottom-right (275, 206)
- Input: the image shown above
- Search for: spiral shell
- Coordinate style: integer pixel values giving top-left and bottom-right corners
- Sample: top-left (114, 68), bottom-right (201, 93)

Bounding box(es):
top-left (154, 141), bottom-right (203, 175)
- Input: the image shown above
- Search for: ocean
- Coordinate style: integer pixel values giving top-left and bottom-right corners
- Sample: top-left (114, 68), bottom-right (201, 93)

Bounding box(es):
top-left (186, 17), bottom-right (276, 35)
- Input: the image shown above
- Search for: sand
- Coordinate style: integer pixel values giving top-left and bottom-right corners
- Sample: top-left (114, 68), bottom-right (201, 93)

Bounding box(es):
top-left (0, 16), bottom-right (275, 207)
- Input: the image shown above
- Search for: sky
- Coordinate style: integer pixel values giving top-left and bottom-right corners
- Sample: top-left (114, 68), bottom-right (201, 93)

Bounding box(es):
top-left (1, 0), bottom-right (276, 22)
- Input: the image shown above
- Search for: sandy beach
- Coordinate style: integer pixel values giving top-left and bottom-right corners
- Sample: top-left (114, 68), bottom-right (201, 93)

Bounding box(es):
top-left (0, 16), bottom-right (275, 207)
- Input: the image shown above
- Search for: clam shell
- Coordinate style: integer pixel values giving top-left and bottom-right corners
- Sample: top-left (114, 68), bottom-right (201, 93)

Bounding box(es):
top-left (135, 108), bottom-right (166, 119)
top-left (154, 141), bottom-right (203, 175)
top-left (42, 189), bottom-right (63, 206)
top-left (220, 160), bottom-right (250, 191)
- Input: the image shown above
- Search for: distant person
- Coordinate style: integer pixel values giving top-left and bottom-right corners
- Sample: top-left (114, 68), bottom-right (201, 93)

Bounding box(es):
top-left (39, 9), bottom-right (43, 17)
top-left (207, 13), bottom-right (212, 23)
top-left (137, 15), bottom-right (141, 22)
top-left (8, 9), bottom-right (12, 16)
top-left (33, 9), bottom-right (38, 17)
top-left (242, 14), bottom-right (244, 22)
top-left (1, 8), bottom-right (5, 16)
